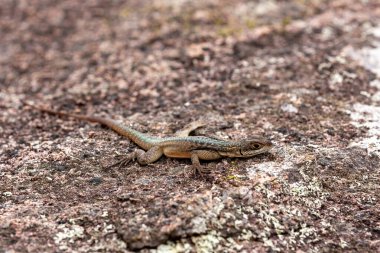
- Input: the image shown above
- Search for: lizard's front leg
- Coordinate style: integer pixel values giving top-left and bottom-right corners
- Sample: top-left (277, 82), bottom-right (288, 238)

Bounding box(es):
top-left (191, 150), bottom-right (222, 176)
top-left (109, 146), bottom-right (163, 168)
top-left (175, 120), bottom-right (206, 137)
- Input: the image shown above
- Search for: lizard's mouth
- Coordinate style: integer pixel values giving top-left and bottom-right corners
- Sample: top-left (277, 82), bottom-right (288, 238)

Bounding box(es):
top-left (239, 149), bottom-right (244, 156)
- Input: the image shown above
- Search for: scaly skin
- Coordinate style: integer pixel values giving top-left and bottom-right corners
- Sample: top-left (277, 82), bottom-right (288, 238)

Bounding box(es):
top-left (29, 105), bottom-right (273, 175)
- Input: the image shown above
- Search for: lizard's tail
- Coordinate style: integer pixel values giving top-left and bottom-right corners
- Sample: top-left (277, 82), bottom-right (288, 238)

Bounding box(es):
top-left (25, 102), bottom-right (104, 123)
top-left (24, 102), bottom-right (156, 150)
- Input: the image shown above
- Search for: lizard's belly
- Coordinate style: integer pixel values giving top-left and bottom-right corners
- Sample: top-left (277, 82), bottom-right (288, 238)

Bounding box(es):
top-left (163, 147), bottom-right (192, 158)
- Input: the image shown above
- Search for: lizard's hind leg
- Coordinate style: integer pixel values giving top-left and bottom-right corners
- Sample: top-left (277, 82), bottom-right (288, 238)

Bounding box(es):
top-left (135, 146), bottom-right (163, 165)
top-left (108, 146), bottom-right (163, 168)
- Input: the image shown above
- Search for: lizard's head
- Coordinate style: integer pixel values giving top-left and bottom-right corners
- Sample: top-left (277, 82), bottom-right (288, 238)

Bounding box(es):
top-left (220, 137), bottom-right (273, 158)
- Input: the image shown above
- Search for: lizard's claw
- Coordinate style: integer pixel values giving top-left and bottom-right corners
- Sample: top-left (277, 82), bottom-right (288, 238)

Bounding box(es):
top-left (107, 154), bottom-right (135, 169)
top-left (192, 165), bottom-right (212, 178)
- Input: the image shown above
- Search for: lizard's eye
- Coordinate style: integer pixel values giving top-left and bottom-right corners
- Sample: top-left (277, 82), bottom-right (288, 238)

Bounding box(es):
top-left (253, 143), bottom-right (262, 149)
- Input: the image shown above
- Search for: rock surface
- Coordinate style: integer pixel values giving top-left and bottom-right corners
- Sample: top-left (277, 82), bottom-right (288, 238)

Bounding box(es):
top-left (1, 0), bottom-right (379, 252)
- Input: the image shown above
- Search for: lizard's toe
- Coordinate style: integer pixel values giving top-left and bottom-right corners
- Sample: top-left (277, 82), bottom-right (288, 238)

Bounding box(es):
top-left (107, 155), bottom-right (134, 169)
top-left (192, 165), bottom-right (211, 178)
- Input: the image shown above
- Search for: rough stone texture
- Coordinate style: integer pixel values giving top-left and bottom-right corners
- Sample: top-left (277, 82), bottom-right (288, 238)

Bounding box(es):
top-left (1, 0), bottom-right (379, 252)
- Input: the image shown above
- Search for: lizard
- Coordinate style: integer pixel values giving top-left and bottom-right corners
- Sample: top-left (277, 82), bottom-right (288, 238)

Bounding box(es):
top-left (27, 104), bottom-right (273, 175)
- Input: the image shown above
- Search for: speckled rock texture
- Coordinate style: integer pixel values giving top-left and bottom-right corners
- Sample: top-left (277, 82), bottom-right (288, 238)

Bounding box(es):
top-left (1, 0), bottom-right (379, 252)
